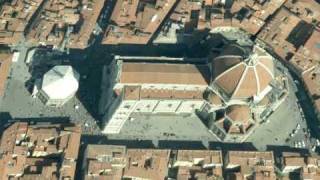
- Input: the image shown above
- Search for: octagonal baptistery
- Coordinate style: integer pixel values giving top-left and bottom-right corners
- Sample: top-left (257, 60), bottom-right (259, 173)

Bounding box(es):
top-left (38, 65), bottom-right (80, 107)
top-left (211, 45), bottom-right (274, 102)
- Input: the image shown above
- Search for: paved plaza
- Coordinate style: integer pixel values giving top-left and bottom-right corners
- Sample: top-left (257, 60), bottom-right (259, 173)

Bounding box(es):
top-left (108, 113), bottom-right (218, 141)
top-left (0, 50), bottom-right (100, 134)
top-left (246, 72), bottom-right (308, 150)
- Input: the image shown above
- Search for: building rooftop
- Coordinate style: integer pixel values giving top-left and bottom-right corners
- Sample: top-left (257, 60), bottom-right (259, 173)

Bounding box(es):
top-left (212, 45), bottom-right (274, 99)
top-left (123, 149), bottom-right (170, 180)
top-left (226, 105), bottom-right (251, 123)
top-left (26, 0), bottom-right (106, 49)
top-left (67, 0), bottom-right (107, 49)
top-left (40, 65), bottom-right (80, 100)
top-left (174, 150), bottom-right (223, 179)
top-left (102, 0), bottom-right (178, 45)
top-left (157, 0), bottom-right (283, 36)
top-left (0, 122), bottom-right (81, 179)
top-left (0, 0), bottom-right (44, 45)
top-left (290, 30), bottom-right (320, 73)
top-left (119, 62), bottom-right (210, 86)
top-left (282, 152), bottom-right (320, 179)
top-left (84, 145), bottom-right (127, 180)
top-left (122, 85), bottom-right (205, 100)
top-left (284, 0), bottom-right (320, 23)
top-left (214, 104), bottom-right (254, 136)
top-left (225, 151), bottom-right (276, 179)
top-left (302, 67), bottom-right (320, 118)
top-left (257, 7), bottom-right (301, 60)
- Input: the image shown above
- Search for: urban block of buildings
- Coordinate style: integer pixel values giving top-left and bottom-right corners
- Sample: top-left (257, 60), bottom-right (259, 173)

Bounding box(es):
top-left (0, 121), bottom-right (319, 179)
top-left (0, 122), bottom-right (81, 179)
top-left (0, 0), bottom-right (44, 45)
top-left (256, 1), bottom-right (320, 120)
top-left (224, 151), bottom-right (276, 179)
top-left (173, 150), bottom-right (223, 179)
top-left (0, 0), bottom-right (106, 49)
top-left (102, 0), bottom-right (178, 45)
top-left (281, 152), bottom-right (320, 179)
top-left (82, 143), bottom-right (320, 180)
top-left (26, 0), bottom-right (106, 49)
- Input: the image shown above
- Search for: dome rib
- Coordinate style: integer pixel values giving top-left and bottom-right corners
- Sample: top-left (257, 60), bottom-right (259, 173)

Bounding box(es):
top-left (256, 64), bottom-right (273, 94)
top-left (232, 66), bottom-right (258, 99)
top-left (212, 45), bottom-right (275, 100)
top-left (257, 60), bottom-right (274, 79)
top-left (214, 63), bottom-right (246, 96)
top-left (253, 66), bottom-right (261, 94)
top-left (215, 61), bottom-right (244, 81)
top-left (231, 65), bottom-right (249, 98)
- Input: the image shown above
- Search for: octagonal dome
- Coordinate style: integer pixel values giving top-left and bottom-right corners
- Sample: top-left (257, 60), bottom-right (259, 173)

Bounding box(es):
top-left (216, 105), bottom-right (254, 135)
top-left (225, 105), bottom-right (251, 123)
top-left (212, 45), bottom-right (274, 99)
top-left (41, 65), bottom-right (80, 100)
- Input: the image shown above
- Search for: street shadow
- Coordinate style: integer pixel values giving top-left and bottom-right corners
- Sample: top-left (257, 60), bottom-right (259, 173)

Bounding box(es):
top-left (267, 145), bottom-right (310, 168)
top-left (80, 135), bottom-right (154, 149)
top-left (266, 145), bottom-right (310, 158)
top-left (0, 112), bottom-right (12, 132)
top-left (209, 141), bottom-right (257, 151)
top-left (105, 44), bottom-right (189, 57)
top-left (15, 116), bottom-right (71, 124)
top-left (292, 76), bottom-right (320, 138)
top-left (71, 57), bottom-right (105, 124)
top-left (195, 64), bottom-right (212, 84)
top-left (158, 140), bottom-right (206, 150)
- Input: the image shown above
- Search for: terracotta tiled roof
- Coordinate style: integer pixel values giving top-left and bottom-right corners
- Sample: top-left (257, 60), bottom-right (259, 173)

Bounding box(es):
top-left (215, 63), bottom-right (246, 96)
top-left (213, 46), bottom-right (274, 99)
top-left (0, 122), bottom-right (81, 179)
top-left (104, 0), bottom-right (178, 45)
top-left (120, 62), bottom-right (210, 86)
top-left (225, 105), bottom-right (251, 123)
top-left (84, 145), bottom-right (127, 179)
top-left (123, 149), bottom-right (170, 180)
top-left (221, 104), bottom-right (254, 134)
top-left (226, 151), bottom-right (276, 178)
top-left (176, 150), bottom-right (223, 165)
